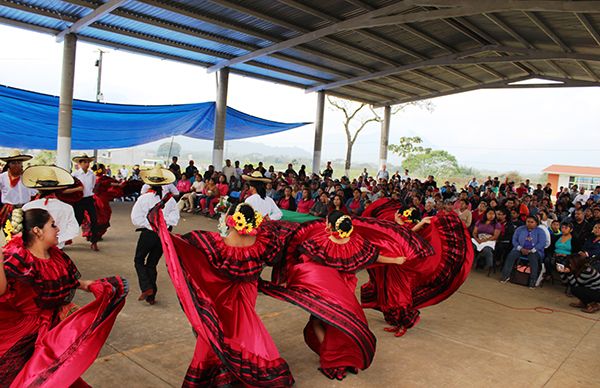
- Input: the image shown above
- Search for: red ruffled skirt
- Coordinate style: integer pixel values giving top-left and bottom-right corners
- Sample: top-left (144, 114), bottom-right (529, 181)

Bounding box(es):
top-left (361, 212), bottom-right (474, 330)
top-left (0, 277), bottom-right (128, 387)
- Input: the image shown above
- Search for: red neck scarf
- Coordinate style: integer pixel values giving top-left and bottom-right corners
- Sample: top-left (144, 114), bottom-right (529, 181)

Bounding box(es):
top-left (8, 173), bottom-right (20, 188)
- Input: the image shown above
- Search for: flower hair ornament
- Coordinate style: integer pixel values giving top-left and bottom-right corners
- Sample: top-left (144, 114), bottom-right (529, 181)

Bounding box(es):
top-left (225, 203), bottom-right (264, 236)
top-left (398, 208), bottom-right (419, 224)
top-left (331, 215), bottom-right (353, 239)
top-left (4, 208), bottom-right (23, 242)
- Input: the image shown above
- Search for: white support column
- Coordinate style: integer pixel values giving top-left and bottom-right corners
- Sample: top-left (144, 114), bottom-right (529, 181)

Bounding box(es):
top-left (56, 33), bottom-right (77, 170)
top-left (212, 68), bottom-right (229, 170)
top-left (379, 105), bottom-right (391, 168)
top-left (312, 91), bottom-right (325, 175)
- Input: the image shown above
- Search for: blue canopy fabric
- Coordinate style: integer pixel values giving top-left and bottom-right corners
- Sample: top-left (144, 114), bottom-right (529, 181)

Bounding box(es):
top-left (0, 85), bottom-right (309, 150)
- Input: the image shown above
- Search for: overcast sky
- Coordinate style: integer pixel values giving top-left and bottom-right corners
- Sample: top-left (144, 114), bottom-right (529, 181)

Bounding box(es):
top-left (1, 24), bottom-right (599, 173)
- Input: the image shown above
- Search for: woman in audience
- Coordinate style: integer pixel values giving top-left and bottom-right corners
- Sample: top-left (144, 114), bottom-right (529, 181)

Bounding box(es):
top-left (278, 186), bottom-right (297, 211)
top-left (176, 173), bottom-right (192, 195)
top-left (296, 188), bottom-right (315, 214)
top-left (309, 192), bottom-right (330, 218)
top-left (545, 222), bottom-right (573, 280)
top-left (346, 188), bottom-right (364, 216)
top-left (198, 177), bottom-right (217, 214)
top-left (329, 194), bottom-right (348, 214)
top-left (179, 174), bottom-right (204, 213)
top-left (558, 254), bottom-right (600, 313)
top-left (472, 209), bottom-right (502, 270)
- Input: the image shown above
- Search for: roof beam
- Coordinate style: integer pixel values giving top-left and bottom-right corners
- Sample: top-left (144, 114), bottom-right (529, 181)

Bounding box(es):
top-left (306, 47), bottom-right (600, 92)
top-left (523, 11), bottom-right (571, 52)
top-left (55, 0), bottom-right (127, 42)
top-left (575, 13), bottom-right (600, 47)
top-left (577, 60), bottom-right (600, 82)
top-left (206, 0), bottom-right (415, 72)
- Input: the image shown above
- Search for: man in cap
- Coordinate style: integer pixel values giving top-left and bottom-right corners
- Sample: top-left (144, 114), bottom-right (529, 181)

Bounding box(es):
top-left (0, 150), bottom-right (37, 232)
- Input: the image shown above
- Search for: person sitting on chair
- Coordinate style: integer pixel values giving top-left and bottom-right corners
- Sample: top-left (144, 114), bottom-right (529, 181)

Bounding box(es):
top-left (500, 215), bottom-right (547, 288)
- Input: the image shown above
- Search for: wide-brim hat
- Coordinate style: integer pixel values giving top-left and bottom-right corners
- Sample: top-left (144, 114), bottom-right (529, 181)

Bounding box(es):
top-left (72, 153), bottom-right (95, 163)
top-left (22, 165), bottom-right (75, 190)
top-left (242, 171), bottom-right (271, 183)
top-left (140, 165), bottom-right (176, 186)
top-left (0, 149), bottom-right (33, 162)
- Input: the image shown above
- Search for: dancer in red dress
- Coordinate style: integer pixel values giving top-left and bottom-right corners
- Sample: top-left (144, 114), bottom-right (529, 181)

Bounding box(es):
top-left (360, 198), bottom-right (474, 337)
top-left (260, 211), bottom-right (433, 380)
top-left (0, 208), bottom-right (127, 387)
top-left (82, 164), bottom-right (124, 240)
top-left (148, 201), bottom-right (295, 387)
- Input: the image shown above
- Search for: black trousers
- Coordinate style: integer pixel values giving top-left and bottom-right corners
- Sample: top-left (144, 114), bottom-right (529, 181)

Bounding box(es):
top-left (572, 286), bottom-right (600, 304)
top-left (134, 229), bottom-right (163, 297)
top-left (73, 196), bottom-right (98, 243)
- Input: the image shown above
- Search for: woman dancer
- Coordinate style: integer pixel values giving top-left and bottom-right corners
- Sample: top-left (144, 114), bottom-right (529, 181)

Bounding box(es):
top-left (148, 201), bottom-right (294, 386)
top-left (0, 208), bottom-right (127, 387)
top-left (260, 211), bottom-right (433, 380)
top-left (82, 164), bottom-right (124, 240)
top-left (361, 199), bottom-right (474, 337)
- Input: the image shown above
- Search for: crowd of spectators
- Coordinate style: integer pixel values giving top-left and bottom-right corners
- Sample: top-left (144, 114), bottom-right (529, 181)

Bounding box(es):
top-left (118, 156), bottom-right (600, 312)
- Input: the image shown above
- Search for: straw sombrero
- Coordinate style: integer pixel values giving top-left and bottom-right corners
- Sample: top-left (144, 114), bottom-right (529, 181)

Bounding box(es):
top-left (241, 171), bottom-right (271, 183)
top-left (0, 150), bottom-right (33, 162)
top-left (22, 165), bottom-right (75, 190)
top-left (140, 165), bottom-right (176, 186)
top-left (72, 153), bottom-right (95, 163)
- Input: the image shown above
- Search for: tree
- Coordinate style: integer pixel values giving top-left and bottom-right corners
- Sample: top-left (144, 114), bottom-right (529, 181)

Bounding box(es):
top-left (157, 141), bottom-right (181, 159)
top-left (327, 97), bottom-right (432, 176)
top-left (402, 150), bottom-right (460, 177)
top-left (387, 136), bottom-right (431, 159)
top-left (30, 150), bottom-right (56, 165)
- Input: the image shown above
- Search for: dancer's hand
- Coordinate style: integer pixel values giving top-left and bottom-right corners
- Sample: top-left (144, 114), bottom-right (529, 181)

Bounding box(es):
top-left (78, 279), bottom-right (93, 292)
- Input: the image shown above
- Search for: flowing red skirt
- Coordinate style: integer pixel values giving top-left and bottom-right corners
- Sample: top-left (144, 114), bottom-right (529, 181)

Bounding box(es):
top-left (0, 277), bottom-right (128, 387)
top-left (260, 262), bottom-right (376, 378)
top-left (148, 203), bottom-right (293, 387)
top-left (361, 210), bottom-right (474, 330)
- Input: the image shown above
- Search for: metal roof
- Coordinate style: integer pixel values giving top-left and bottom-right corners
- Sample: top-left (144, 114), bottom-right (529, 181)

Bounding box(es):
top-left (1, 0), bottom-right (600, 106)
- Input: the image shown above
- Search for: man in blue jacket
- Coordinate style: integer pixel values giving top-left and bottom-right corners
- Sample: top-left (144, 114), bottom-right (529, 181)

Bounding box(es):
top-left (501, 215), bottom-right (548, 288)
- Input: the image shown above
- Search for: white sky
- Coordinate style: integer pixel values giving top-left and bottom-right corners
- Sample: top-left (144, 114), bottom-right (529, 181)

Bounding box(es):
top-left (1, 24), bottom-right (600, 173)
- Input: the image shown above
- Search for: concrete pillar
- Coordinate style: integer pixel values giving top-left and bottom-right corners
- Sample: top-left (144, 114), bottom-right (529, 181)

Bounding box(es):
top-left (379, 105), bottom-right (391, 168)
top-left (212, 68), bottom-right (229, 170)
top-left (312, 91), bottom-right (325, 175)
top-left (56, 33), bottom-right (77, 170)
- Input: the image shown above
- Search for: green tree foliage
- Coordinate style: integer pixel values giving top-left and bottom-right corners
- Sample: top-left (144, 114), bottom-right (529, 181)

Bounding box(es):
top-left (30, 150), bottom-right (56, 165)
top-left (387, 136), bottom-right (431, 158)
top-left (157, 141), bottom-right (181, 158)
top-left (402, 150), bottom-right (460, 177)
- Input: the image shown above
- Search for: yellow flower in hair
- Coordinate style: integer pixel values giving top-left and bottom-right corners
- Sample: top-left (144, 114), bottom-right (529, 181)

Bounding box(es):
top-left (254, 212), bottom-right (264, 228)
top-left (403, 209), bottom-right (413, 218)
top-left (233, 213), bottom-right (244, 223)
top-left (4, 220), bottom-right (14, 242)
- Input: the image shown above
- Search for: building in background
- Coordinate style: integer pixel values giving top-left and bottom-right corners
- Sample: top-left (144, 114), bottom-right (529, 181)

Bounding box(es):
top-left (543, 165), bottom-right (600, 193)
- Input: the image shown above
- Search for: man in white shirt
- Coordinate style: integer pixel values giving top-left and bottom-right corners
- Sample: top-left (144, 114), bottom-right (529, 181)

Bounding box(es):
top-left (0, 150), bottom-right (36, 230)
top-left (132, 166), bottom-right (179, 305)
top-left (70, 153), bottom-right (100, 251)
top-left (222, 159), bottom-right (236, 182)
top-left (574, 187), bottom-right (589, 206)
top-left (242, 171), bottom-right (282, 221)
top-left (376, 165), bottom-right (389, 182)
top-left (21, 165), bottom-right (79, 248)
top-left (119, 165), bottom-right (129, 180)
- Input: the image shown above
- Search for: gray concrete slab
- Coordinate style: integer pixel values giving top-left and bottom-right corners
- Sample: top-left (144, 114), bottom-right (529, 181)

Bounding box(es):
top-left (73, 202), bottom-right (599, 387)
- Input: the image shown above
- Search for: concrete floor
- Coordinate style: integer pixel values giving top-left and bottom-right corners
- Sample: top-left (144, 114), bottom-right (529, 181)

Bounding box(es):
top-left (68, 202), bottom-right (600, 387)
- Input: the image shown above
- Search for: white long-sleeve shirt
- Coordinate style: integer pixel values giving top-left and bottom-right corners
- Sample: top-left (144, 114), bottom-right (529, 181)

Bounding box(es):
top-left (245, 193), bottom-right (282, 221)
top-left (72, 169), bottom-right (96, 198)
top-left (131, 192), bottom-right (180, 231)
top-left (0, 172), bottom-right (37, 205)
top-left (23, 198), bottom-right (79, 248)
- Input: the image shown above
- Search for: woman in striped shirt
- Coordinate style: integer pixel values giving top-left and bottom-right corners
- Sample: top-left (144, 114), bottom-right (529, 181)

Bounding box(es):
top-left (558, 254), bottom-right (600, 313)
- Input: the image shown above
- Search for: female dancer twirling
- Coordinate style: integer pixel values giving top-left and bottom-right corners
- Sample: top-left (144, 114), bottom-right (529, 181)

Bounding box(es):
top-left (148, 201), bottom-right (295, 387)
top-left (260, 211), bottom-right (434, 380)
top-left (361, 198), bottom-right (474, 337)
top-left (0, 208), bottom-right (127, 387)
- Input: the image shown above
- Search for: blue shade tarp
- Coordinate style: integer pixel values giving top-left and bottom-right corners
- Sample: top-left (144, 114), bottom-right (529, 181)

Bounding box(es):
top-left (0, 85), bottom-right (310, 149)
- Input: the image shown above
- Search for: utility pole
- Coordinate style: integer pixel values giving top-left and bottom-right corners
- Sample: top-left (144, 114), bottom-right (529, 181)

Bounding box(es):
top-left (93, 49), bottom-right (106, 161)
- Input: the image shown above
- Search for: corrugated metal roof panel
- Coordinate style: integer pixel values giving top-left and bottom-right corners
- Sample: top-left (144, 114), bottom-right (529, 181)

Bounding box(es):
top-left (231, 62), bottom-right (312, 86)
top-left (0, 5), bottom-right (68, 31)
